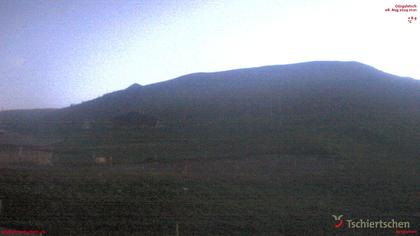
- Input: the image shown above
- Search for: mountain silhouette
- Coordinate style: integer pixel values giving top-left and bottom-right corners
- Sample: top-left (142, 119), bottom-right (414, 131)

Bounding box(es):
top-left (41, 61), bottom-right (419, 122)
top-left (1, 61), bottom-right (419, 158)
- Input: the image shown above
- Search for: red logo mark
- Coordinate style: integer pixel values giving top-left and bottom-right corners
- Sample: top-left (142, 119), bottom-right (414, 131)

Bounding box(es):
top-left (332, 215), bottom-right (344, 229)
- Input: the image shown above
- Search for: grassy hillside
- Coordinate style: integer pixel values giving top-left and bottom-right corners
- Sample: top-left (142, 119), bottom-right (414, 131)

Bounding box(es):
top-left (2, 61), bottom-right (417, 159)
top-left (1, 61), bottom-right (419, 235)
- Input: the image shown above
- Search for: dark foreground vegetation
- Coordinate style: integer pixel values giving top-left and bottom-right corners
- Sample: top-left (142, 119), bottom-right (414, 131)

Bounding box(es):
top-left (1, 155), bottom-right (419, 235)
top-left (0, 123), bottom-right (419, 235)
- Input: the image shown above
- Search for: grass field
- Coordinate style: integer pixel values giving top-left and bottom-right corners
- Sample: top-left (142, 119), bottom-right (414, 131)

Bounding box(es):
top-left (0, 118), bottom-right (419, 236)
top-left (1, 153), bottom-right (419, 235)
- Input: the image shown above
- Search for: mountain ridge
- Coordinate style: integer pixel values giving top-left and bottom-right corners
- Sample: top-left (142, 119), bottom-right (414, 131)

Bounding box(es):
top-left (1, 60), bottom-right (419, 158)
top-left (2, 61), bottom-right (419, 123)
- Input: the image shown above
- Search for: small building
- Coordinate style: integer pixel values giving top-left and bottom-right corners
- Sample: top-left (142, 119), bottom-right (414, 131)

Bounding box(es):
top-left (0, 131), bottom-right (55, 166)
top-left (94, 156), bottom-right (113, 165)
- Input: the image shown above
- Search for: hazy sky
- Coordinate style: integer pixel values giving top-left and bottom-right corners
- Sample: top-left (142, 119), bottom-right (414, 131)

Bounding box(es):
top-left (1, 0), bottom-right (419, 110)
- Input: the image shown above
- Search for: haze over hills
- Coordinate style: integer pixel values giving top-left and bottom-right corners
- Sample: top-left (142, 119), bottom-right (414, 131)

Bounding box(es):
top-left (31, 61), bottom-right (420, 121)
top-left (1, 61), bottom-right (419, 159)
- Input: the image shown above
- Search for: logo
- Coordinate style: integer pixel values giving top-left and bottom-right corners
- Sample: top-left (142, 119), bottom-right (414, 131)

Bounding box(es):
top-left (332, 214), bottom-right (344, 229)
top-left (331, 214), bottom-right (416, 234)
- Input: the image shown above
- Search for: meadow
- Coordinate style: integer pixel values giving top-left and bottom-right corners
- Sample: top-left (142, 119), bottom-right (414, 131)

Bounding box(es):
top-left (1, 124), bottom-right (418, 235)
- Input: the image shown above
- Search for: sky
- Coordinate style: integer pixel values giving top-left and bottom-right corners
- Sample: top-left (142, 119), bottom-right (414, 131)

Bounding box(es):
top-left (1, 0), bottom-right (419, 110)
